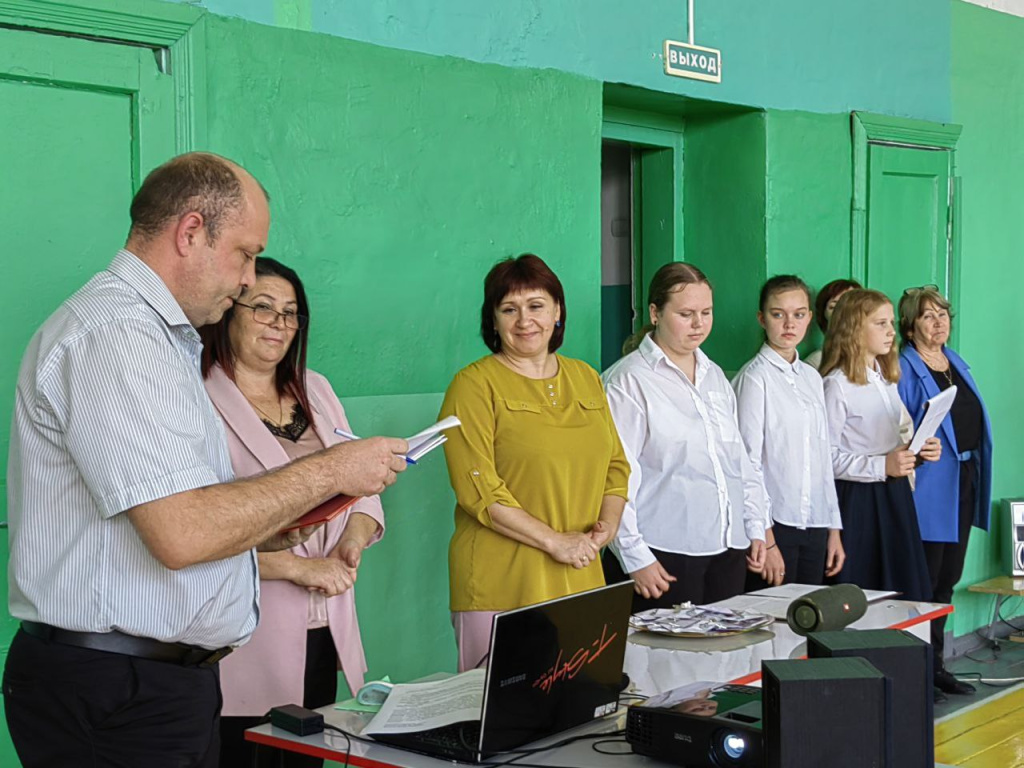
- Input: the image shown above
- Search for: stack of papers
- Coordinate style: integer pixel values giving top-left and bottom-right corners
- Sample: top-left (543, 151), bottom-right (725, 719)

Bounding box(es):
top-left (630, 605), bottom-right (774, 637)
top-left (334, 415), bottom-right (461, 464)
top-left (404, 416), bottom-right (461, 462)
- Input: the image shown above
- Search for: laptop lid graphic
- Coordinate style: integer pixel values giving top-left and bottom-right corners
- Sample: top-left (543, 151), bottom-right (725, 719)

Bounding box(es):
top-left (371, 581), bottom-right (633, 762)
top-left (477, 580), bottom-right (634, 755)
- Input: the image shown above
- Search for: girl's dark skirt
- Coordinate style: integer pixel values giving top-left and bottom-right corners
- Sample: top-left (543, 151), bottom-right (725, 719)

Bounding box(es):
top-left (833, 476), bottom-right (932, 602)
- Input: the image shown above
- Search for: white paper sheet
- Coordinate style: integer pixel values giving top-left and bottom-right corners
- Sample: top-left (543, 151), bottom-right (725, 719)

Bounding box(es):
top-left (908, 385), bottom-right (957, 454)
top-left (362, 669), bottom-right (484, 736)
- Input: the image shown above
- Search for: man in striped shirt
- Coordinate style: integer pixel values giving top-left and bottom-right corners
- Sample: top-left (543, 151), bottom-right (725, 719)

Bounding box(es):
top-left (3, 153), bottom-right (408, 768)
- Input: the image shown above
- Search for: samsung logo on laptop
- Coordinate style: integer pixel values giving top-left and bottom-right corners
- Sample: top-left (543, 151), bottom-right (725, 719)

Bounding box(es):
top-left (500, 674), bottom-right (526, 688)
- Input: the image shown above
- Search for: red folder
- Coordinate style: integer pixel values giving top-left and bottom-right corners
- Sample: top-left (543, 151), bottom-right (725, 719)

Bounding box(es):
top-left (282, 493), bottom-right (359, 532)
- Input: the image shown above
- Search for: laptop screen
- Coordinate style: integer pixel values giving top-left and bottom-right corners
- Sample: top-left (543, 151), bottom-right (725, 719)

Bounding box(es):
top-left (478, 581), bottom-right (634, 754)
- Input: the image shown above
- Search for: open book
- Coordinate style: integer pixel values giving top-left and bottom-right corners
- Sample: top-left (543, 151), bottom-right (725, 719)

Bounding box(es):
top-left (281, 416), bottom-right (461, 531)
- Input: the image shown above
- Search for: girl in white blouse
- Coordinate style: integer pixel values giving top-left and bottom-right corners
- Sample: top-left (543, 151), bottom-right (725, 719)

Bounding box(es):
top-left (734, 275), bottom-right (845, 587)
top-left (820, 289), bottom-right (940, 600)
top-left (603, 263), bottom-right (769, 611)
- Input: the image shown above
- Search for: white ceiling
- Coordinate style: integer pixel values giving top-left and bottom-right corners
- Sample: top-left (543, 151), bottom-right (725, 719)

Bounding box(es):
top-left (962, 0), bottom-right (1024, 18)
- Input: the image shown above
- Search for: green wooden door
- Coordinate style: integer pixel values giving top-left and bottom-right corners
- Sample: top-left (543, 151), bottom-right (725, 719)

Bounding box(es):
top-left (0, 26), bottom-right (176, 766)
top-left (865, 143), bottom-right (953, 304)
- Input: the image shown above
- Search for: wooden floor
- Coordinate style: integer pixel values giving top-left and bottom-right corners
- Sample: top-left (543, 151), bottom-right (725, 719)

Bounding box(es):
top-left (936, 684), bottom-right (1024, 767)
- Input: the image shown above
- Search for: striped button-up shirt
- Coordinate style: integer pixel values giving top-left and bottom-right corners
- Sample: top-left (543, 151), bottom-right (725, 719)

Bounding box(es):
top-left (7, 250), bottom-right (259, 649)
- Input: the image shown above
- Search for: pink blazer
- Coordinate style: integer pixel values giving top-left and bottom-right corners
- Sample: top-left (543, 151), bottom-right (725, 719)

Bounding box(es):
top-left (204, 364), bottom-right (385, 716)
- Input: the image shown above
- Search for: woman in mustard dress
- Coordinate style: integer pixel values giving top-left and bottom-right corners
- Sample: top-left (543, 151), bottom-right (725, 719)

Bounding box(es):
top-left (439, 254), bottom-right (630, 671)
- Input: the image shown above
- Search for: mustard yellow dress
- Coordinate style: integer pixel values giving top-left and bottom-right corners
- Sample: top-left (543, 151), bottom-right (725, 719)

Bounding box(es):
top-left (439, 354), bottom-right (630, 612)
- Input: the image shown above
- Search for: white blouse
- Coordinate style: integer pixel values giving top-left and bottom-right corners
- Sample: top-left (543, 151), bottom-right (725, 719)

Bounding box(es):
top-left (822, 365), bottom-right (913, 483)
top-left (603, 335), bottom-right (770, 572)
top-left (733, 345), bottom-right (842, 530)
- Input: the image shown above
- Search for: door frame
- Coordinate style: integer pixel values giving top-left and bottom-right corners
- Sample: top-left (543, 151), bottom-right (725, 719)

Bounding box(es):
top-left (602, 106), bottom-right (684, 332)
top-left (0, 0), bottom-right (206, 154)
top-left (851, 111), bottom-right (963, 326)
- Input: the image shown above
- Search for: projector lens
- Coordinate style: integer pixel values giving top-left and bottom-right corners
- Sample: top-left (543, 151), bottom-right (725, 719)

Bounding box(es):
top-left (723, 734), bottom-right (746, 758)
top-left (712, 730), bottom-right (748, 764)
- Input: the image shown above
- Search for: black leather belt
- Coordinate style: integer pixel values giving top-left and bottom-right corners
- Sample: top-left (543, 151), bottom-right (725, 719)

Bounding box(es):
top-left (21, 621), bottom-right (233, 667)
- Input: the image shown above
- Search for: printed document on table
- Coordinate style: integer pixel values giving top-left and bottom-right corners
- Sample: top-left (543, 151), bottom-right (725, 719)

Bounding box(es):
top-left (908, 385), bottom-right (957, 454)
top-left (363, 669), bottom-right (484, 736)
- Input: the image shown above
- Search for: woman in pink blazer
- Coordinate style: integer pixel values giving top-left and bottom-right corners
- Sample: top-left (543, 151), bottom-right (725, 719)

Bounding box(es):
top-left (201, 258), bottom-right (385, 768)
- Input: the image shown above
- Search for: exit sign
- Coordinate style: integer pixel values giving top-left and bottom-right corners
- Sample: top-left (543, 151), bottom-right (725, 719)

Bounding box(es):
top-left (663, 40), bottom-right (721, 83)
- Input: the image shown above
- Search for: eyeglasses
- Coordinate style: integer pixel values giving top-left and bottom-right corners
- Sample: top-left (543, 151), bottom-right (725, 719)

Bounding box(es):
top-left (234, 301), bottom-right (308, 330)
top-left (901, 284), bottom-right (940, 296)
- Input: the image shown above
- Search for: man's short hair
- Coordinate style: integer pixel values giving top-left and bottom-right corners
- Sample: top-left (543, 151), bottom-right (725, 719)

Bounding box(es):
top-left (128, 153), bottom-right (257, 244)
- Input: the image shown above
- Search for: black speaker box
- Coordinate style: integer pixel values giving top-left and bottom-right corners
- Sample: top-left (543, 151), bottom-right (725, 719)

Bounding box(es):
top-left (807, 628), bottom-right (933, 768)
top-left (762, 657), bottom-right (892, 768)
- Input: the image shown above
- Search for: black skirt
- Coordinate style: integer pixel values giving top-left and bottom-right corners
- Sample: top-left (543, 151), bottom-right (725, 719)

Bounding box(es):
top-left (833, 477), bottom-right (932, 602)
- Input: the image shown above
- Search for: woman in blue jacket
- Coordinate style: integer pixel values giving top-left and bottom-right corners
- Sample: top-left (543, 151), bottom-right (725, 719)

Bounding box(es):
top-left (897, 286), bottom-right (993, 703)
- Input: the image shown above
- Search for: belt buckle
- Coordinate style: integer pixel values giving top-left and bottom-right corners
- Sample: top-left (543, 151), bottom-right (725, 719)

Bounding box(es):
top-left (197, 646), bottom-right (233, 668)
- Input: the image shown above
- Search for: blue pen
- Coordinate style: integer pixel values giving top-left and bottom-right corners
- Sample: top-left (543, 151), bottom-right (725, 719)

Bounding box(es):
top-left (334, 428), bottom-right (416, 465)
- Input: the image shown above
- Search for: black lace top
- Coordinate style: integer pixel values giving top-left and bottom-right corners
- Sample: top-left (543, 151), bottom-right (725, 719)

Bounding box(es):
top-left (261, 402), bottom-right (309, 442)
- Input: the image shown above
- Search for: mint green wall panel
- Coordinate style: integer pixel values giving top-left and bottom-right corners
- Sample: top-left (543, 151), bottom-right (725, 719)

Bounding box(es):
top-left (684, 112), bottom-right (767, 374)
top-left (949, 0), bottom-right (1024, 636)
top-left (201, 15), bottom-right (603, 395)
top-left (191, 0), bottom-right (951, 122)
top-left (764, 110), bottom-right (853, 354)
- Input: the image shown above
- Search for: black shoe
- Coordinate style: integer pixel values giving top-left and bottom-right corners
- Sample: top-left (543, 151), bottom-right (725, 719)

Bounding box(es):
top-left (935, 668), bottom-right (976, 695)
top-left (934, 687), bottom-right (948, 704)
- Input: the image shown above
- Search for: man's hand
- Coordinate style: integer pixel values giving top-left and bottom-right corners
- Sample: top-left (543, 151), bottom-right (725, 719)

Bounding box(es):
top-left (326, 437), bottom-right (410, 496)
top-left (291, 557), bottom-right (357, 597)
top-left (257, 524), bottom-right (322, 553)
top-left (629, 561), bottom-right (677, 600)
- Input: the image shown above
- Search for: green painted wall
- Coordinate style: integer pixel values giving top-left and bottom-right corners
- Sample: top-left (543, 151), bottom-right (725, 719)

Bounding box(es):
top-left (191, 0), bottom-right (953, 122)
top-left (764, 110), bottom-right (853, 356)
top-left (948, 0), bottom-right (1024, 635)
top-left (684, 112), bottom-right (767, 373)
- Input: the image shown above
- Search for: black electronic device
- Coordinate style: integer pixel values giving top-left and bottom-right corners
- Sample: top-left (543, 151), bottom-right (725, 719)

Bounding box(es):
top-left (625, 683), bottom-right (764, 767)
top-left (373, 581), bottom-right (634, 762)
top-left (269, 704), bottom-right (324, 736)
top-left (785, 583), bottom-right (867, 635)
top-left (807, 629), bottom-right (932, 768)
top-left (762, 657), bottom-right (892, 768)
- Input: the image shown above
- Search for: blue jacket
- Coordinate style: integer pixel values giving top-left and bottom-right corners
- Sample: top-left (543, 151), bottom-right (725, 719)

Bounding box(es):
top-left (898, 346), bottom-right (993, 542)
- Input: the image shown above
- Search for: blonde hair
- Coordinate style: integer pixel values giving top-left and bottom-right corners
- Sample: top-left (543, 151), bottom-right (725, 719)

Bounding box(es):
top-left (820, 289), bottom-right (900, 385)
top-left (898, 286), bottom-right (954, 349)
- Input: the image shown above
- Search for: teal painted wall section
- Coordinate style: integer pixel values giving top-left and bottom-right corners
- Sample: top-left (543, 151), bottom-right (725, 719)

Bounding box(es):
top-left (684, 112), bottom-right (767, 373)
top-left (763, 110), bottom-right (853, 355)
top-left (189, 0), bottom-right (952, 122)
top-left (200, 14), bottom-right (603, 394)
top-left (948, 0), bottom-right (1024, 635)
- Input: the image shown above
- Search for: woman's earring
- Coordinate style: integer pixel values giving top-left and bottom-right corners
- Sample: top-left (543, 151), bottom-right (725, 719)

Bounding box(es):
top-left (555, 321), bottom-right (562, 328)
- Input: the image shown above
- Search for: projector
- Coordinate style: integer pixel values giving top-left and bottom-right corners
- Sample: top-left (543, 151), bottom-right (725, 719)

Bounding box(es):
top-left (626, 683), bottom-right (764, 767)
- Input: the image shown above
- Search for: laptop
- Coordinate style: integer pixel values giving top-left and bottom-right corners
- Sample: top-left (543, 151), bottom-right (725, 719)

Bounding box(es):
top-left (372, 581), bottom-right (634, 763)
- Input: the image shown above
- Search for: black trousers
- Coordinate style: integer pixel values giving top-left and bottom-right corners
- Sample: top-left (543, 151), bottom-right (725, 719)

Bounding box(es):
top-left (603, 547), bottom-right (747, 613)
top-left (219, 627), bottom-right (340, 768)
top-left (746, 523), bottom-right (829, 591)
top-left (923, 460), bottom-right (976, 669)
top-left (2, 627), bottom-right (221, 768)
